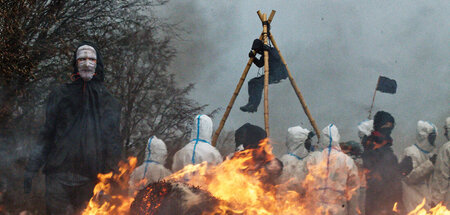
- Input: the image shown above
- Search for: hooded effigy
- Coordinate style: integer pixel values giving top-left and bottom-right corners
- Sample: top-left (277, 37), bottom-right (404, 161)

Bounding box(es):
top-left (26, 42), bottom-right (122, 180)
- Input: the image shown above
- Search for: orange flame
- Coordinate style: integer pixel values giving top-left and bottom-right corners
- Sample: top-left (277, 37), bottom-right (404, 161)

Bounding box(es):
top-left (404, 199), bottom-right (449, 215)
top-left (164, 138), bottom-right (361, 214)
top-left (81, 140), bottom-right (450, 215)
top-left (82, 157), bottom-right (137, 215)
top-left (393, 202), bottom-right (399, 213)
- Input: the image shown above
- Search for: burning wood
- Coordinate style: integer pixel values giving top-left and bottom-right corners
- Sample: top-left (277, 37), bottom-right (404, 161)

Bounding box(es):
top-left (130, 181), bottom-right (223, 215)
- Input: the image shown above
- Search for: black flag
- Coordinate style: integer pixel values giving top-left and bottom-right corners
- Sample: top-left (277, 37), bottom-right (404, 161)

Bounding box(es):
top-left (376, 76), bottom-right (397, 94)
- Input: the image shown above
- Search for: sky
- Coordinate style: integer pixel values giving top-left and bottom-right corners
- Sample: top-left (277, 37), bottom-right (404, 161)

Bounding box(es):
top-left (158, 0), bottom-right (449, 156)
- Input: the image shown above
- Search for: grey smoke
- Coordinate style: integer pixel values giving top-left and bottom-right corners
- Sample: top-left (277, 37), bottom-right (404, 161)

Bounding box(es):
top-left (159, 0), bottom-right (450, 156)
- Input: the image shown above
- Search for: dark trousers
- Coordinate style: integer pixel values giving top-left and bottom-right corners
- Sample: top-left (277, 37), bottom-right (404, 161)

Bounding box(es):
top-left (247, 75), bottom-right (283, 107)
top-left (247, 76), bottom-right (265, 107)
top-left (45, 176), bottom-right (96, 215)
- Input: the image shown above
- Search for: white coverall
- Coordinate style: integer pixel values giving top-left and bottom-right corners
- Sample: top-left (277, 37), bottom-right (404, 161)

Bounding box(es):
top-left (402, 120), bottom-right (438, 211)
top-left (430, 117), bottom-right (449, 207)
top-left (172, 115), bottom-right (223, 172)
top-left (129, 136), bottom-right (172, 195)
top-left (305, 124), bottom-right (360, 215)
top-left (278, 126), bottom-right (310, 190)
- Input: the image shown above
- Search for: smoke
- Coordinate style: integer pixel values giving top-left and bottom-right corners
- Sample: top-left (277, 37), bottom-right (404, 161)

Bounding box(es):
top-left (159, 0), bottom-right (449, 156)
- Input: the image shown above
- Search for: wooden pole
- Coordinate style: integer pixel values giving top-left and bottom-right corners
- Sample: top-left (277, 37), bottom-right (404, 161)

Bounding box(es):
top-left (211, 11), bottom-right (276, 146)
top-left (368, 76), bottom-right (380, 119)
top-left (262, 13), bottom-right (270, 136)
top-left (268, 34), bottom-right (321, 139)
top-left (211, 45), bottom-right (256, 146)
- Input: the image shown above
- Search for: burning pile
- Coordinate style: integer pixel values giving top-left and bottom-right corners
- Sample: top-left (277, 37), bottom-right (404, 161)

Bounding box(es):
top-left (82, 140), bottom-right (449, 215)
top-left (129, 181), bottom-right (223, 215)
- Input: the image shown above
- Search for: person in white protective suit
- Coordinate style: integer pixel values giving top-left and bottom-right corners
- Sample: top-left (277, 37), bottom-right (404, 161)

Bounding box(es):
top-left (278, 126), bottom-right (311, 191)
top-left (129, 136), bottom-right (172, 195)
top-left (401, 120), bottom-right (438, 212)
top-left (305, 124), bottom-right (360, 215)
top-left (172, 115), bottom-right (223, 172)
top-left (355, 119), bottom-right (372, 215)
top-left (430, 117), bottom-right (450, 207)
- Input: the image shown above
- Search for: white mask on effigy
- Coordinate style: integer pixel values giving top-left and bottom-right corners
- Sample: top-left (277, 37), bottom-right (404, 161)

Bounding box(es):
top-left (76, 45), bottom-right (97, 81)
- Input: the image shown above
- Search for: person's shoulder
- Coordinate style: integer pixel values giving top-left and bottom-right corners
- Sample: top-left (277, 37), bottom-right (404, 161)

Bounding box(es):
top-left (46, 84), bottom-right (70, 101)
top-left (177, 142), bottom-right (194, 153)
top-left (305, 151), bottom-right (321, 164)
top-left (204, 143), bottom-right (221, 154)
top-left (280, 154), bottom-right (291, 162)
top-left (440, 141), bottom-right (450, 155)
top-left (403, 144), bottom-right (417, 155)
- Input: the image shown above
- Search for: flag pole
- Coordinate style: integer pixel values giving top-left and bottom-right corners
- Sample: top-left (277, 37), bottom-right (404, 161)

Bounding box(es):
top-left (368, 75), bottom-right (381, 119)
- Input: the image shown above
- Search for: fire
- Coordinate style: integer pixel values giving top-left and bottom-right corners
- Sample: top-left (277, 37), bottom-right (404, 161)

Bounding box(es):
top-left (81, 142), bottom-right (450, 215)
top-left (393, 202), bottom-right (399, 213)
top-left (82, 157), bottom-right (138, 215)
top-left (164, 139), bottom-right (346, 214)
top-left (404, 199), bottom-right (449, 215)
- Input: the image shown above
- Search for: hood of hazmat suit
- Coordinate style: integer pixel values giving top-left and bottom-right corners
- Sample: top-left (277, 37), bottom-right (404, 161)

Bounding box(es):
top-left (317, 124), bottom-right (341, 151)
top-left (305, 124), bottom-right (360, 215)
top-left (172, 115), bottom-right (223, 172)
top-left (402, 120), bottom-right (438, 211)
top-left (416, 120), bottom-right (438, 152)
top-left (357, 120), bottom-right (373, 140)
top-left (278, 126), bottom-right (310, 190)
top-left (26, 42), bottom-right (121, 182)
top-left (129, 136), bottom-right (172, 195)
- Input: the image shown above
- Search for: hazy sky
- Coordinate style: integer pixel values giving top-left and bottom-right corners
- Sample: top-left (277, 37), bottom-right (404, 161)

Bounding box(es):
top-left (158, 0), bottom-right (449, 156)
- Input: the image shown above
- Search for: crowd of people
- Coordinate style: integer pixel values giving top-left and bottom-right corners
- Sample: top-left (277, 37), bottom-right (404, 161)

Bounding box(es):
top-left (130, 113), bottom-right (449, 215)
top-left (16, 43), bottom-right (447, 215)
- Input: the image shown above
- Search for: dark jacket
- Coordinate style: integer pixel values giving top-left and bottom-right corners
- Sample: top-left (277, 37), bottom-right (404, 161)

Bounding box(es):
top-left (361, 131), bottom-right (403, 215)
top-left (26, 42), bottom-right (121, 180)
top-left (253, 47), bottom-right (288, 83)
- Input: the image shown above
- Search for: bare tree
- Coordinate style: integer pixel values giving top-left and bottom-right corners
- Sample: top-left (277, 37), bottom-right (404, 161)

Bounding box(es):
top-left (0, 0), bottom-right (216, 213)
top-left (104, 25), bottom-right (215, 161)
top-left (0, 0), bottom-right (169, 134)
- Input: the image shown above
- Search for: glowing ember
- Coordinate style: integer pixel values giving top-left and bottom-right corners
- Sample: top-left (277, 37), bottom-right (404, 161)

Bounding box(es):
top-left (82, 157), bottom-right (137, 215)
top-left (130, 181), bottom-right (222, 215)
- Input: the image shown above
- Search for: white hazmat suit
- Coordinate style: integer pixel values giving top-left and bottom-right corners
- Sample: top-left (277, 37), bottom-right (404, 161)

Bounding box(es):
top-left (172, 115), bottom-right (223, 172)
top-left (430, 117), bottom-right (450, 207)
top-left (305, 124), bottom-right (360, 215)
top-left (356, 120), bottom-right (372, 215)
top-left (402, 120), bottom-right (438, 211)
top-left (278, 126), bottom-right (310, 190)
top-left (129, 136), bottom-right (172, 195)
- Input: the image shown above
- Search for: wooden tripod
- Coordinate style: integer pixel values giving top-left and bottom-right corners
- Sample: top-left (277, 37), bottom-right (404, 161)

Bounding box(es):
top-left (212, 10), bottom-right (320, 146)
